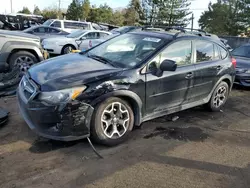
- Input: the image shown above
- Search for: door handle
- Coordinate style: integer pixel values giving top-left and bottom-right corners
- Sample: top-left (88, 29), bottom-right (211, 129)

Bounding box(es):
top-left (185, 72), bottom-right (193, 79)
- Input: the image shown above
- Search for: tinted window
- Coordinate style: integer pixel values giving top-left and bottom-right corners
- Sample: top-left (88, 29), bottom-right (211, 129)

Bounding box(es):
top-left (51, 21), bottom-right (61, 28)
top-left (196, 41), bottom-right (214, 63)
top-left (49, 28), bottom-right (60, 33)
top-left (64, 22), bottom-right (87, 29)
top-left (220, 46), bottom-right (228, 59)
top-left (100, 32), bottom-right (109, 38)
top-left (34, 27), bottom-right (47, 33)
top-left (232, 46), bottom-right (250, 58)
top-left (161, 40), bottom-right (192, 66)
top-left (85, 32), bottom-right (100, 39)
top-left (79, 23), bottom-right (90, 29)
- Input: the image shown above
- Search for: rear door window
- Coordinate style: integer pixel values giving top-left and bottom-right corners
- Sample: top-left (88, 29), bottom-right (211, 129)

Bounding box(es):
top-left (34, 27), bottom-right (47, 33)
top-left (85, 32), bottom-right (100, 39)
top-left (99, 32), bottom-right (109, 38)
top-left (195, 40), bottom-right (215, 63)
top-left (49, 28), bottom-right (60, 33)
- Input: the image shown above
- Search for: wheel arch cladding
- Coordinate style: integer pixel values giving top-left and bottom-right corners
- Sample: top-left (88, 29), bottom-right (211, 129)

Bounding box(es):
top-left (8, 49), bottom-right (39, 62)
top-left (222, 78), bottom-right (231, 88)
top-left (91, 90), bottom-right (143, 126)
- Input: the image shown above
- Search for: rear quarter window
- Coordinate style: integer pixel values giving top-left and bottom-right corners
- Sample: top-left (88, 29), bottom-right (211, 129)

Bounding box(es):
top-left (219, 46), bottom-right (228, 59)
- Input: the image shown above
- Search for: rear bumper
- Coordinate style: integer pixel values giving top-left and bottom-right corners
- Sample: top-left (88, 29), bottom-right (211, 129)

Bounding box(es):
top-left (17, 84), bottom-right (94, 141)
top-left (235, 74), bottom-right (250, 87)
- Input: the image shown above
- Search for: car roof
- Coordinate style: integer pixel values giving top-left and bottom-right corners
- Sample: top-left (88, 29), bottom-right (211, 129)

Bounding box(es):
top-left (130, 31), bottom-right (175, 40)
top-left (49, 19), bottom-right (91, 24)
top-left (30, 25), bottom-right (61, 29)
top-left (130, 31), bottom-right (225, 46)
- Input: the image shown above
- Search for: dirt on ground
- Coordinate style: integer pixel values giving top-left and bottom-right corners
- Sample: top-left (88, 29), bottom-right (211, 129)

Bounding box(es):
top-left (0, 87), bottom-right (250, 188)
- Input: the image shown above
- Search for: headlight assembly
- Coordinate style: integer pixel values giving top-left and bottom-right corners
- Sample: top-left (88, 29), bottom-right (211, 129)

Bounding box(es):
top-left (38, 86), bottom-right (87, 105)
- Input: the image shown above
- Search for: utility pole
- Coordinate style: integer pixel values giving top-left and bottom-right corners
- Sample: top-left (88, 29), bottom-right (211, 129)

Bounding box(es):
top-left (58, 0), bottom-right (61, 19)
top-left (10, 0), bottom-right (13, 13)
top-left (191, 13), bottom-right (194, 31)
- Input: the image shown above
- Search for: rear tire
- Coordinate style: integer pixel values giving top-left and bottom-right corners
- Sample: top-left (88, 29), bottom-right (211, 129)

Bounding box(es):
top-left (61, 45), bottom-right (76, 55)
top-left (207, 81), bottom-right (229, 112)
top-left (91, 97), bottom-right (134, 146)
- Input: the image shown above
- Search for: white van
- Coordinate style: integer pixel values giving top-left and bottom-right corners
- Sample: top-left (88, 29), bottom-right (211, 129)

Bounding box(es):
top-left (42, 19), bottom-right (94, 33)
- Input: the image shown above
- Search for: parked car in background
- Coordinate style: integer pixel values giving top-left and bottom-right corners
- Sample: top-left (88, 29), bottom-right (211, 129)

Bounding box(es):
top-left (111, 26), bottom-right (142, 34)
top-left (231, 44), bottom-right (250, 86)
top-left (87, 26), bottom-right (142, 50)
top-left (18, 30), bottom-right (235, 146)
top-left (0, 30), bottom-right (47, 74)
top-left (42, 30), bottom-right (112, 54)
top-left (43, 19), bottom-right (94, 33)
top-left (22, 26), bottom-right (70, 42)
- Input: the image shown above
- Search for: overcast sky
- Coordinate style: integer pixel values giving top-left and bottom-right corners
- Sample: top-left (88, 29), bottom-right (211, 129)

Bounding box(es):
top-left (1, 0), bottom-right (217, 28)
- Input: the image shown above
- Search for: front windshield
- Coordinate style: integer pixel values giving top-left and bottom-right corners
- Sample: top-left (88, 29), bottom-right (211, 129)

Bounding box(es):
top-left (43, 20), bottom-right (53, 26)
top-left (67, 30), bottom-right (87, 38)
top-left (87, 33), bottom-right (167, 68)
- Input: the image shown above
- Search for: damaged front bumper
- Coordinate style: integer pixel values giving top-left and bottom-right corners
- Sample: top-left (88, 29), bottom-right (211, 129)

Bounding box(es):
top-left (17, 83), bottom-right (94, 141)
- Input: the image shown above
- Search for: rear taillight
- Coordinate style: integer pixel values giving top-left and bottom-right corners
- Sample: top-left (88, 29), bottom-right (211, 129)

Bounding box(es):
top-left (232, 58), bottom-right (237, 68)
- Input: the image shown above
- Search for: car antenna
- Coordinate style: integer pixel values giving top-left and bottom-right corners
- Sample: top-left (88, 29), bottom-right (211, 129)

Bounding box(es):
top-left (87, 137), bottom-right (103, 159)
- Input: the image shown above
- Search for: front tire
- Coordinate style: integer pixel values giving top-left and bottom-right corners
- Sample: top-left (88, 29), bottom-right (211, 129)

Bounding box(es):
top-left (208, 81), bottom-right (229, 112)
top-left (9, 51), bottom-right (38, 74)
top-left (91, 97), bottom-right (134, 146)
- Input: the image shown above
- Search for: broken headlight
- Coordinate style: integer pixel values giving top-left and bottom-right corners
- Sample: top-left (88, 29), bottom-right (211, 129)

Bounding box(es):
top-left (38, 86), bottom-right (87, 105)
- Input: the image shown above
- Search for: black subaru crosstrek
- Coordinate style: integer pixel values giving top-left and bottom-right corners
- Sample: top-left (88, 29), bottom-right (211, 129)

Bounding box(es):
top-left (18, 30), bottom-right (236, 146)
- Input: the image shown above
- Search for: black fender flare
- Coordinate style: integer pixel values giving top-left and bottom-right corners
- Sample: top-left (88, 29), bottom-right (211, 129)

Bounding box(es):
top-left (91, 90), bottom-right (143, 126)
top-left (207, 74), bottom-right (234, 102)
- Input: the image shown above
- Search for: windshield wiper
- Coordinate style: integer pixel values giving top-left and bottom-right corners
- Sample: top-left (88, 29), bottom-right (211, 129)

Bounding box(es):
top-left (88, 54), bottom-right (116, 67)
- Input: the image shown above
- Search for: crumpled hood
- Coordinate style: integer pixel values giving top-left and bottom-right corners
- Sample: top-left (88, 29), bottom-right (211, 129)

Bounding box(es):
top-left (28, 53), bottom-right (122, 91)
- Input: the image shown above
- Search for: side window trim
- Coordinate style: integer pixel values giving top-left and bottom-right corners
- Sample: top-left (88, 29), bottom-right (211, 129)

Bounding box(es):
top-left (213, 44), bottom-right (221, 60)
top-left (218, 45), bottom-right (228, 60)
top-left (194, 39), bottom-right (219, 64)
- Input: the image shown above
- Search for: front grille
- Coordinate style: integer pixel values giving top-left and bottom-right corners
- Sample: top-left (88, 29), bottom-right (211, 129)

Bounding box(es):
top-left (20, 76), bottom-right (39, 101)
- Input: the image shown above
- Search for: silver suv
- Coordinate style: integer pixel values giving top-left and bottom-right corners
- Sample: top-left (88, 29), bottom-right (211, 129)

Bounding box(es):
top-left (0, 30), bottom-right (47, 73)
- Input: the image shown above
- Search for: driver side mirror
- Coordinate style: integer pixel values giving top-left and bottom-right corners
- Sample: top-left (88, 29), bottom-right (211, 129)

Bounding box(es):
top-left (148, 59), bottom-right (177, 77)
top-left (160, 59), bottom-right (177, 72)
top-left (80, 37), bottom-right (87, 40)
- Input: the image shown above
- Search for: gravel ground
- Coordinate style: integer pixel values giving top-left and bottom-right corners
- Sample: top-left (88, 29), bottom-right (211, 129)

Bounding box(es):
top-left (0, 87), bottom-right (250, 188)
